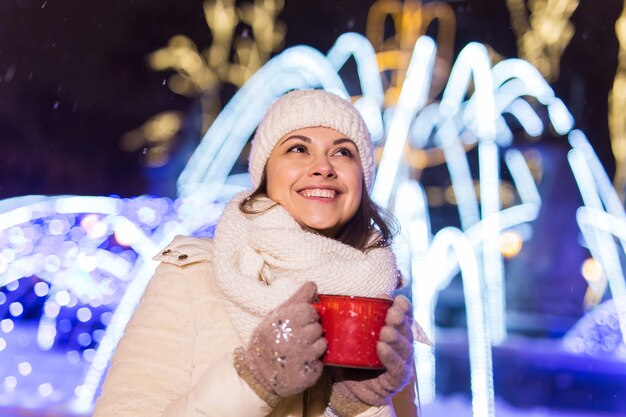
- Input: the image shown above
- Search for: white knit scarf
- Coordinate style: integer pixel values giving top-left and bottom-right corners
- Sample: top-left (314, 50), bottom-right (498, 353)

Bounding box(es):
top-left (213, 192), bottom-right (399, 344)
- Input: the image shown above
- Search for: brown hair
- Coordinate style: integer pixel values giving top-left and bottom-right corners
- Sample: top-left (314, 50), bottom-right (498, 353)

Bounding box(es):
top-left (239, 176), bottom-right (398, 251)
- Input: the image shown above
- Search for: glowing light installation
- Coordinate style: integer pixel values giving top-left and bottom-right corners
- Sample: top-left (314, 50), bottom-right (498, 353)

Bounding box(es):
top-left (1, 32), bottom-right (625, 417)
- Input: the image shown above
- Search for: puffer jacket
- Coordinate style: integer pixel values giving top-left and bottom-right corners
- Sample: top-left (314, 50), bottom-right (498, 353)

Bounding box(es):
top-left (93, 235), bottom-right (418, 417)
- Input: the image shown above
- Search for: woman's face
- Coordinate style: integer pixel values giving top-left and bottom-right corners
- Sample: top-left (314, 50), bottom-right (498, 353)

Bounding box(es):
top-left (265, 126), bottom-right (364, 237)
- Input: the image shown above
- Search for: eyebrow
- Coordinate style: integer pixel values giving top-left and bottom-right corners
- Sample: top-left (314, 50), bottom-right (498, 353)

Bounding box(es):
top-left (279, 135), bottom-right (357, 147)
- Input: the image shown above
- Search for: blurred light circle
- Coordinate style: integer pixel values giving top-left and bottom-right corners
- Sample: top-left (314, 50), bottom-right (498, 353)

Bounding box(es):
top-left (44, 302), bottom-right (61, 318)
top-left (77, 332), bottom-right (92, 347)
top-left (100, 311), bottom-right (113, 326)
top-left (59, 319), bottom-right (72, 333)
top-left (4, 376), bottom-right (17, 392)
top-left (1, 319), bottom-right (14, 333)
top-left (9, 226), bottom-right (26, 245)
top-left (0, 292), bottom-right (5, 305)
top-left (67, 293), bottom-right (78, 309)
top-left (60, 240), bottom-right (78, 257)
top-left (103, 279), bottom-right (118, 296)
top-left (17, 361), bottom-right (32, 376)
top-left (0, 337), bottom-right (6, 352)
top-left (48, 219), bottom-right (68, 235)
top-left (9, 302), bottom-right (24, 317)
top-left (89, 298), bottom-right (103, 308)
top-left (76, 307), bottom-right (92, 323)
top-left (500, 231), bottom-right (523, 258)
top-left (163, 220), bottom-right (179, 235)
top-left (66, 350), bottom-right (81, 365)
top-left (154, 197), bottom-right (170, 212)
top-left (39, 325), bottom-right (57, 342)
top-left (38, 382), bottom-right (54, 397)
top-left (92, 221), bottom-right (111, 239)
top-left (69, 225), bottom-right (86, 242)
top-left (77, 252), bottom-right (98, 273)
top-left (34, 281), bottom-right (50, 297)
top-left (177, 202), bottom-right (195, 220)
top-left (81, 214), bottom-right (108, 239)
top-left (82, 348), bottom-right (96, 362)
top-left (55, 290), bottom-right (71, 307)
top-left (80, 214), bottom-right (98, 231)
top-left (582, 257), bottom-right (603, 283)
top-left (138, 206), bottom-right (156, 224)
top-left (44, 254), bottom-right (62, 273)
top-left (1, 248), bottom-right (16, 263)
top-left (74, 384), bottom-right (86, 397)
top-left (93, 329), bottom-right (105, 343)
top-left (6, 280), bottom-right (19, 291)
top-left (24, 224), bottom-right (41, 239)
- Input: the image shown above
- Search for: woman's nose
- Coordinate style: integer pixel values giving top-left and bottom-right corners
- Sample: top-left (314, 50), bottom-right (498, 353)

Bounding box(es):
top-left (309, 155), bottom-right (336, 178)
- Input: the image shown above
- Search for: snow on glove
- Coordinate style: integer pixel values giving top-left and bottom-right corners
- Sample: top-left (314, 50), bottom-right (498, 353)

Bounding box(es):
top-left (234, 281), bottom-right (327, 407)
top-left (328, 295), bottom-right (415, 417)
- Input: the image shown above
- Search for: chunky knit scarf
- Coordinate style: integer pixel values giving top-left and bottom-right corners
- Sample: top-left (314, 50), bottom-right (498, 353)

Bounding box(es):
top-left (213, 192), bottom-right (399, 344)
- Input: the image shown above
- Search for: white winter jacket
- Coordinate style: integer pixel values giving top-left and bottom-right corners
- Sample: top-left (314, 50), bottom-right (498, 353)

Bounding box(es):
top-left (93, 235), bottom-right (418, 417)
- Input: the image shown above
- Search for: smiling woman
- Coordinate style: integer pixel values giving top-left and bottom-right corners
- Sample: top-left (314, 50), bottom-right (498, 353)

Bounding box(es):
top-left (242, 89), bottom-right (396, 250)
top-left (92, 89), bottom-right (428, 417)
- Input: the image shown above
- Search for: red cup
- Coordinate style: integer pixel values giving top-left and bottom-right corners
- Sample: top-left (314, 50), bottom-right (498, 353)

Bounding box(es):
top-left (313, 294), bottom-right (392, 369)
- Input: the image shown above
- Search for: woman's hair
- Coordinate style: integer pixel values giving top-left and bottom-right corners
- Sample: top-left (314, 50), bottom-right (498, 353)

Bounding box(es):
top-left (239, 176), bottom-right (398, 251)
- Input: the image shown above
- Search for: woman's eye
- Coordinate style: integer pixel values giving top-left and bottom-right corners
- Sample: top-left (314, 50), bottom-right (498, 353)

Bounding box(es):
top-left (335, 148), bottom-right (353, 157)
top-left (287, 144), bottom-right (307, 153)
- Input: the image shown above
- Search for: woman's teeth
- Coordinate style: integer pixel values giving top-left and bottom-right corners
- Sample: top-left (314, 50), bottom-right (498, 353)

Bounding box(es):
top-left (301, 189), bottom-right (336, 199)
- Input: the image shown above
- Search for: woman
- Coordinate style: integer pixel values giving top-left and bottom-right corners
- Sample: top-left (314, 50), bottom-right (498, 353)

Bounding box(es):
top-left (93, 89), bottom-right (424, 417)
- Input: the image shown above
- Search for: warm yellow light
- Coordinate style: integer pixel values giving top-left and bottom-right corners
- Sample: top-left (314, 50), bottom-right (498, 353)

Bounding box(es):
top-left (581, 257), bottom-right (603, 283)
top-left (500, 231), bottom-right (523, 258)
top-left (443, 185), bottom-right (457, 205)
top-left (120, 131), bottom-right (144, 152)
top-left (608, 4), bottom-right (626, 203)
top-left (143, 112), bottom-right (182, 143)
top-left (425, 186), bottom-right (445, 206)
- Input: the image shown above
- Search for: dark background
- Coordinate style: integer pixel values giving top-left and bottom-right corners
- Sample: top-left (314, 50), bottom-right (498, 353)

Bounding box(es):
top-left (0, 0), bottom-right (621, 199)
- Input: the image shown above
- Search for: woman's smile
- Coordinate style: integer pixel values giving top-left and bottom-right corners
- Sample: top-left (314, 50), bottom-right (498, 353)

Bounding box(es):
top-left (299, 188), bottom-right (338, 199)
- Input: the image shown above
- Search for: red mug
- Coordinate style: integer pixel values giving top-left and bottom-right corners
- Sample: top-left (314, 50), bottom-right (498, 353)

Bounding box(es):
top-left (313, 294), bottom-right (392, 369)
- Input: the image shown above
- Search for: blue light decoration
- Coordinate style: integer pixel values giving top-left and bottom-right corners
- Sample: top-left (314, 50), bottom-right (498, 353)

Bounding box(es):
top-left (1, 32), bottom-right (625, 417)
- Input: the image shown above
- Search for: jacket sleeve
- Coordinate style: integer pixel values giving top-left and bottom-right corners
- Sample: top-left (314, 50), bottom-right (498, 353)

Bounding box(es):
top-left (92, 260), bottom-right (273, 417)
top-left (162, 353), bottom-right (272, 416)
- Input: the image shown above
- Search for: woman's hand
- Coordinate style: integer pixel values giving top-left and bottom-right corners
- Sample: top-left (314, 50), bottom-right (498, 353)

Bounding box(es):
top-left (234, 281), bottom-right (327, 407)
top-left (328, 295), bottom-right (415, 417)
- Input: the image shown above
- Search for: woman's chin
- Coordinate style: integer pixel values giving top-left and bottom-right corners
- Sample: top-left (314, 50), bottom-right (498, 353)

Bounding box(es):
top-left (301, 222), bottom-right (340, 238)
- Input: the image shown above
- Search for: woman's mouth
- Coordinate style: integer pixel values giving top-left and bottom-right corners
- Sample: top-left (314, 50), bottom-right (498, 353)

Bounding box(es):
top-left (300, 189), bottom-right (337, 199)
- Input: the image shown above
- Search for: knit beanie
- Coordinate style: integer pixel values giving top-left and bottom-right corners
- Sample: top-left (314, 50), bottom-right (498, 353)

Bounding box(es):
top-left (249, 89), bottom-right (375, 190)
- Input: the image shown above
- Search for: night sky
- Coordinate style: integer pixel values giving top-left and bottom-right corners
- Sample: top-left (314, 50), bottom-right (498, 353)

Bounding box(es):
top-left (0, 0), bottom-right (622, 199)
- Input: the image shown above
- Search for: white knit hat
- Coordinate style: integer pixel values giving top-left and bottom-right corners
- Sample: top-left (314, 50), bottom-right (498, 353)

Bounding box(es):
top-left (249, 89), bottom-right (375, 190)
